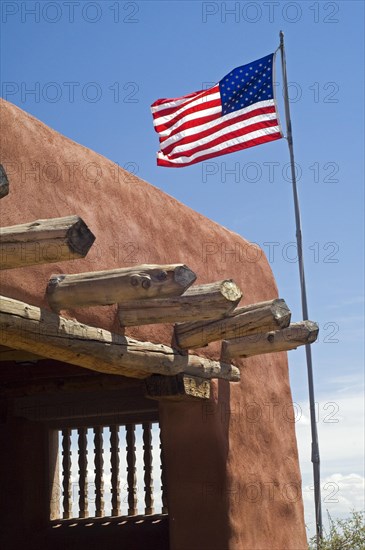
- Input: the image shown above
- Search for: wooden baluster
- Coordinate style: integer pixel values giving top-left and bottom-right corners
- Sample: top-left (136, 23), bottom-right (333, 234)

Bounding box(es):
top-left (78, 427), bottom-right (88, 518)
top-left (94, 427), bottom-right (105, 518)
top-left (159, 427), bottom-right (168, 514)
top-left (126, 423), bottom-right (137, 516)
top-left (142, 422), bottom-right (154, 515)
top-left (110, 425), bottom-right (121, 516)
top-left (61, 428), bottom-right (72, 519)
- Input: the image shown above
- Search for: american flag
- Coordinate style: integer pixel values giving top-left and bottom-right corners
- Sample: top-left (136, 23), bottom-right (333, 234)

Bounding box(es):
top-left (151, 53), bottom-right (283, 167)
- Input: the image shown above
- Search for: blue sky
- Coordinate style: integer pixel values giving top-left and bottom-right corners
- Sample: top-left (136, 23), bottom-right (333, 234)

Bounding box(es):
top-left (1, 0), bottom-right (364, 538)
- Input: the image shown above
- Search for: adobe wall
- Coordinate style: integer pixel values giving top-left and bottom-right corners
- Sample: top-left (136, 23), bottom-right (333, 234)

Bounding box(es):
top-left (0, 99), bottom-right (307, 549)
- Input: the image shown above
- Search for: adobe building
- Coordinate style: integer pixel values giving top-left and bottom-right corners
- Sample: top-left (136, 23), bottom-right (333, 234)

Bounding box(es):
top-left (0, 99), bottom-right (315, 549)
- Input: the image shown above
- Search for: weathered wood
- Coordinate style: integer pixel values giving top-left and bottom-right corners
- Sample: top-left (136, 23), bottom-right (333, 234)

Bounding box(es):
top-left (118, 280), bottom-right (242, 326)
top-left (159, 430), bottom-right (168, 514)
top-left (0, 215), bottom-right (95, 270)
top-left (175, 298), bottom-right (291, 349)
top-left (61, 429), bottom-right (72, 519)
top-left (221, 321), bottom-right (319, 359)
top-left (78, 427), bottom-right (89, 518)
top-left (145, 374), bottom-right (210, 401)
top-left (94, 426), bottom-right (105, 518)
top-left (110, 425), bottom-right (121, 516)
top-left (0, 164), bottom-right (9, 198)
top-left (126, 424), bottom-right (138, 516)
top-left (142, 422), bottom-right (154, 515)
top-left (0, 344), bottom-right (41, 362)
top-left (47, 264), bottom-right (197, 311)
top-left (0, 295), bottom-right (240, 381)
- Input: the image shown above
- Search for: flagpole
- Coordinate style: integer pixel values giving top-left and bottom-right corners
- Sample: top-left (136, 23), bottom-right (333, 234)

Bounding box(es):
top-left (278, 31), bottom-right (323, 543)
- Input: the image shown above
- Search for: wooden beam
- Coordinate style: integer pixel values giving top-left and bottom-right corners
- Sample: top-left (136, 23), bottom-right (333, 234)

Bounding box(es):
top-left (175, 298), bottom-right (291, 349)
top-left (0, 215), bottom-right (95, 270)
top-left (221, 321), bottom-right (319, 359)
top-left (46, 264), bottom-right (197, 311)
top-left (0, 295), bottom-right (240, 382)
top-left (145, 374), bottom-right (210, 401)
top-left (0, 344), bottom-right (42, 362)
top-left (0, 165), bottom-right (9, 199)
top-left (118, 280), bottom-right (242, 326)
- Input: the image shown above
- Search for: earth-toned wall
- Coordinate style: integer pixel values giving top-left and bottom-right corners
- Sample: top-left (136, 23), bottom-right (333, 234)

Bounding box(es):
top-left (0, 99), bottom-right (307, 549)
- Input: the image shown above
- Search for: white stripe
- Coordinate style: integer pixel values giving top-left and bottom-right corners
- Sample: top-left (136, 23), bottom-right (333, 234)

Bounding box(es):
top-left (161, 111), bottom-right (278, 156)
top-left (159, 99), bottom-right (276, 148)
top-left (151, 85), bottom-right (217, 114)
top-left (153, 89), bottom-right (220, 128)
top-left (156, 105), bottom-right (222, 138)
top-left (157, 125), bottom-right (280, 165)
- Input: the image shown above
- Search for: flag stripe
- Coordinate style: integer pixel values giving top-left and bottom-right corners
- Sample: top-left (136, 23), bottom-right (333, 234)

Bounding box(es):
top-left (152, 87), bottom-right (219, 122)
top-left (157, 131), bottom-right (282, 167)
top-left (160, 105), bottom-right (277, 155)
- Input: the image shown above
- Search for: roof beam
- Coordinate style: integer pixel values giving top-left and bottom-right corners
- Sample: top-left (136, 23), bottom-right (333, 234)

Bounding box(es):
top-left (46, 264), bottom-right (196, 311)
top-left (175, 298), bottom-right (291, 349)
top-left (0, 294), bottom-right (239, 382)
top-left (221, 321), bottom-right (319, 359)
top-left (0, 215), bottom-right (95, 269)
top-left (118, 280), bottom-right (242, 326)
top-left (0, 165), bottom-right (9, 199)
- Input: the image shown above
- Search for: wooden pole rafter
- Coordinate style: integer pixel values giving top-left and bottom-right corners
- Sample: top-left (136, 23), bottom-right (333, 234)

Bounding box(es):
top-left (175, 298), bottom-right (291, 349)
top-left (0, 215), bottom-right (95, 269)
top-left (221, 321), bottom-right (319, 360)
top-left (118, 279), bottom-right (242, 326)
top-left (0, 164), bottom-right (9, 199)
top-left (46, 264), bottom-right (197, 311)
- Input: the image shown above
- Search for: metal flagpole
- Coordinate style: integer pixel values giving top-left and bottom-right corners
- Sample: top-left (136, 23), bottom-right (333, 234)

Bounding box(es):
top-left (278, 31), bottom-right (323, 543)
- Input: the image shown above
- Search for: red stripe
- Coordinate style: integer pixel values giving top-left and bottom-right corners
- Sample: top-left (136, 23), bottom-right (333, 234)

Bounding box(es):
top-left (159, 111), bottom-right (223, 144)
top-left (157, 132), bottom-right (282, 167)
top-left (152, 86), bottom-right (219, 119)
top-left (153, 98), bottom-right (222, 133)
top-left (160, 105), bottom-right (277, 155)
top-left (166, 119), bottom-right (279, 161)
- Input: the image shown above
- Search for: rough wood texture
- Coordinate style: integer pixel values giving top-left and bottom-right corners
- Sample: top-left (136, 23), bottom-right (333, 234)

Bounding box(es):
top-left (110, 425), bottom-right (121, 516)
top-left (222, 321), bottom-right (319, 359)
top-left (175, 298), bottom-right (291, 349)
top-left (0, 215), bottom-right (95, 270)
top-left (0, 164), bottom-right (9, 198)
top-left (118, 280), bottom-right (242, 326)
top-left (0, 295), bottom-right (239, 381)
top-left (46, 263), bottom-right (196, 311)
top-left (145, 374), bottom-right (210, 401)
top-left (61, 429), bottom-right (72, 519)
top-left (143, 422), bottom-right (154, 515)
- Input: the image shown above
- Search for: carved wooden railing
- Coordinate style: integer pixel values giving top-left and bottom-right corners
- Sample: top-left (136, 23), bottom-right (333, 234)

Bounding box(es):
top-left (58, 422), bottom-right (166, 520)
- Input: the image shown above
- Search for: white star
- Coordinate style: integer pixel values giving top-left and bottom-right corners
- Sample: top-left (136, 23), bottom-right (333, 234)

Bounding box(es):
top-left (249, 66), bottom-right (253, 70)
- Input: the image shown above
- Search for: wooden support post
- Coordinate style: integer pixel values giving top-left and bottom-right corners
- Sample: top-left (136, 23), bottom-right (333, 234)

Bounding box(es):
top-left (175, 298), bottom-right (291, 349)
top-left (46, 264), bottom-right (197, 311)
top-left (110, 425), bottom-right (121, 516)
top-left (159, 429), bottom-right (168, 514)
top-left (118, 280), bottom-right (242, 326)
top-left (126, 424), bottom-right (137, 516)
top-left (94, 426), bottom-right (105, 518)
top-left (145, 374), bottom-right (210, 401)
top-left (221, 321), bottom-right (319, 359)
top-left (61, 429), bottom-right (72, 519)
top-left (0, 295), bottom-right (240, 382)
top-left (0, 165), bottom-right (9, 199)
top-left (142, 422), bottom-right (154, 515)
top-left (0, 215), bottom-right (95, 270)
top-left (78, 427), bottom-right (89, 519)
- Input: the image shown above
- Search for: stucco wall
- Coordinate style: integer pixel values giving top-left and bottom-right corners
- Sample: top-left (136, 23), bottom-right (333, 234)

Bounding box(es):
top-left (0, 99), bottom-right (307, 549)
